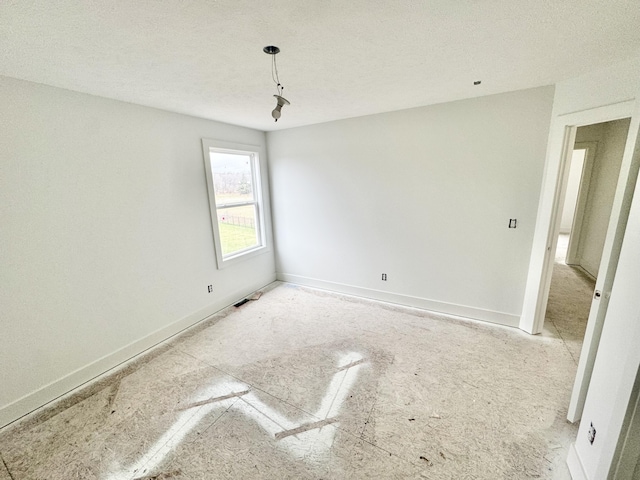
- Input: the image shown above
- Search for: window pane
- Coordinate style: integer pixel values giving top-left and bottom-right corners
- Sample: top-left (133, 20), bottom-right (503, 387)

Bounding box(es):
top-left (217, 205), bottom-right (259, 256)
top-left (203, 140), bottom-right (266, 268)
top-left (210, 152), bottom-right (254, 205)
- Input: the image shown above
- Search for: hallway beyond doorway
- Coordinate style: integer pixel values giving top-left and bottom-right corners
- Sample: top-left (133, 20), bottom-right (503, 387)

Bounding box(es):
top-left (545, 234), bottom-right (597, 364)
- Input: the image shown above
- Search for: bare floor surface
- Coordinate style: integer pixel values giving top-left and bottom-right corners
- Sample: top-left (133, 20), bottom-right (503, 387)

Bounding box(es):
top-left (0, 283), bottom-right (579, 479)
top-left (546, 234), bottom-right (596, 364)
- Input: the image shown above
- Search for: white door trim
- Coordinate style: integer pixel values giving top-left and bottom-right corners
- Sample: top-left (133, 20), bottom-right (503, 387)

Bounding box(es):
top-left (565, 142), bottom-right (598, 266)
top-left (567, 443), bottom-right (589, 480)
top-left (520, 100), bottom-right (635, 335)
top-left (568, 111), bottom-right (640, 423)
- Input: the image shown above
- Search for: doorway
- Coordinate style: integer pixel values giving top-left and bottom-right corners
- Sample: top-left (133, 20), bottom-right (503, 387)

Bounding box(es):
top-left (545, 146), bottom-right (595, 364)
top-left (531, 110), bottom-right (637, 424)
top-left (544, 120), bottom-right (630, 371)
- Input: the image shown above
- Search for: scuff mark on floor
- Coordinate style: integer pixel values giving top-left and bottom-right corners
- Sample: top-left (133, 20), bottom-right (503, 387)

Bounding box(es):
top-left (0, 453), bottom-right (16, 480)
top-left (107, 380), bottom-right (121, 414)
top-left (336, 358), bottom-right (366, 371)
top-left (275, 418), bottom-right (339, 440)
top-left (133, 469), bottom-right (182, 480)
top-left (179, 390), bottom-right (250, 410)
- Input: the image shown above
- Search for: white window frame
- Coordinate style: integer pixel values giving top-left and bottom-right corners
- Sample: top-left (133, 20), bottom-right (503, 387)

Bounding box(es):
top-left (202, 139), bottom-right (268, 269)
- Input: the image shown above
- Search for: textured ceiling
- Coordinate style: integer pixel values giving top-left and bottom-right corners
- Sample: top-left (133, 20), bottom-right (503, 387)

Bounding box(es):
top-left (1, 1), bottom-right (640, 131)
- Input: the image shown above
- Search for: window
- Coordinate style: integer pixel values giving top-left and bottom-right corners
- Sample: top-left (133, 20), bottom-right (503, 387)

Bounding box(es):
top-left (202, 139), bottom-right (267, 267)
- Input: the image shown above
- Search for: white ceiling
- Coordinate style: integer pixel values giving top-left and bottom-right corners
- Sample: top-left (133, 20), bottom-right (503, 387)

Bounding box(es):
top-left (1, 1), bottom-right (639, 131)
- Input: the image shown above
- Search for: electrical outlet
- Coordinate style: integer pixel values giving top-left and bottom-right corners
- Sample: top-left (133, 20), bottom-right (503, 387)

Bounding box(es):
top-left (588, 422), bottom-right (596, 444)
top-left (509, 219), bottom-right (517, 228)
top-left (207, 285), bottom-right (213, 293)
top-left (382, 273), bottom-right (387, 281)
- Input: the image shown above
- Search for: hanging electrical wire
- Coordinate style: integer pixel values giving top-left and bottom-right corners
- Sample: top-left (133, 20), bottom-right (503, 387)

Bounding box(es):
top-left (271, 52), bottom-right (284, 97)
top-left (263, 45), bottom-right (290, 122)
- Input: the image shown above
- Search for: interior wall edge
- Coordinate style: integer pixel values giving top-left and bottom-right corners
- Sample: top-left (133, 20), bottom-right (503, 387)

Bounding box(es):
top-left (277, 273), bottom-right (520, 328)
top-left (0, 273), bottom-right (276, 429)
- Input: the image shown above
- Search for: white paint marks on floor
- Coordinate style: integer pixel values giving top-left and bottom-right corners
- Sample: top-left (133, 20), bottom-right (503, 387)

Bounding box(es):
top-left (108, 352), bottom-right (366, 479)
top-left (107, 381), bottom-right (248, 480)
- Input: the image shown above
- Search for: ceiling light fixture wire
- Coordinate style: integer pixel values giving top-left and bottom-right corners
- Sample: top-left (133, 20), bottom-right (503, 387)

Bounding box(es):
top-left (263, 45), bottom-right (290, 122)
top-left (271, 52), bottom-right (284, 97)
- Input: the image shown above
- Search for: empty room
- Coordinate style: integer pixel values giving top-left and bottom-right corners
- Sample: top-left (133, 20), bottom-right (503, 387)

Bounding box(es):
top-left (2, 2), bottom-right (640, 479)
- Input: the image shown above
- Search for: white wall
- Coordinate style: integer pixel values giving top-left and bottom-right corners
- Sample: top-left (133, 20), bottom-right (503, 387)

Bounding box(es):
top-left (267, 87), bottom-right (554, 326)
top-left (575, 123), bottom-right (607, 145)
top-left (0, 76), bottom-right (276, 427)
top-left (571, 120), bottom-right (631, 277)
top-left (552, 58), bottom-right (640, 118)
top-left (559, 148), bottom-right (585, 234)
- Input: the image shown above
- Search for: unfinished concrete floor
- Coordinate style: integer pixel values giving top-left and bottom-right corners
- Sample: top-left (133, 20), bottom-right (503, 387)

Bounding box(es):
top-left (545, 234), bottom-right (597, 364)
top-left (0, 283), bottom-right (580, 479)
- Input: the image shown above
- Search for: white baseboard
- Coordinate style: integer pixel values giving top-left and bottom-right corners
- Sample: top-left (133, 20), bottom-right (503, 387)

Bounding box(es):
top-left (567, 443), bottom-right (589, 480)
top-left (277, 273), bottom-right (520, 328)
top-left (0, 274), bottom-right (276, 429)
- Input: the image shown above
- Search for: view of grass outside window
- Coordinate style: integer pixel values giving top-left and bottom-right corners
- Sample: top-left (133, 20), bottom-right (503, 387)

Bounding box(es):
top-left (210, 151), bottom-right (260, 257)
top-left (208, 149), bottom-right (263, 259)
top-left (217, 205), bottom-right (258, 255)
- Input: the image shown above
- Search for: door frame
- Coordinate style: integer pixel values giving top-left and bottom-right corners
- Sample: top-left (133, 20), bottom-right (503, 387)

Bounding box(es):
top-left (520, 99), bottom-right (639, 423)
top-left (565, 141), bottom-right (598, 267)
top-left (520, 100), bottom-right (635, 335)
